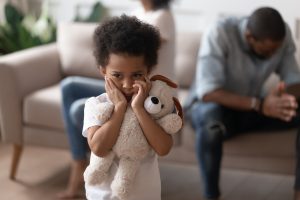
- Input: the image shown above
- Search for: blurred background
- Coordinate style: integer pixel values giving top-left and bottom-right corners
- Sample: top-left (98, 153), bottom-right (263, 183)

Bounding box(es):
top-left (0, 1), bottom-right (299, 200)
top-left (1, 0), bottom-right (300, 55)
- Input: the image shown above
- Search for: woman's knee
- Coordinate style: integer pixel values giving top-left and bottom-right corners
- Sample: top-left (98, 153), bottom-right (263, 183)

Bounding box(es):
top-left (61, 76), bottom-right (79, 94)
top-left (70, 99), bottom-right (86, 128)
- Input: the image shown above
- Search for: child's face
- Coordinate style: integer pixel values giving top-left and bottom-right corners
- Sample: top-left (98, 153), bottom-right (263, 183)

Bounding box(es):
top-left (100, 53), bottom-right (149, 100)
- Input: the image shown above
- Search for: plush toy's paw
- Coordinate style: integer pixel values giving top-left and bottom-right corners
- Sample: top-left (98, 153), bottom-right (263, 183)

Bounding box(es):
top-left (83, 166), bottom-right (108, 186)
top-left (96, 102), bottom-right (114, 122)
top-left (84, 152), bottom-right (115, 186)
top-left (111, 178), bottom-right (130, 200)
top-left (157, 113), bottom-right (183, 134)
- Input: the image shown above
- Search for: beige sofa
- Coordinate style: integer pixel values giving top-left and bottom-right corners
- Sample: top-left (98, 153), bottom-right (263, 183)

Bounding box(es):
top-left (0, 22), bottom-right (298, 181)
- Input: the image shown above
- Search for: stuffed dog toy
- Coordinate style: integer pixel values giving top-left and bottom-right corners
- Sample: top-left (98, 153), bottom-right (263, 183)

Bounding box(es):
top-left (84, 75), bottom-right (183, 199)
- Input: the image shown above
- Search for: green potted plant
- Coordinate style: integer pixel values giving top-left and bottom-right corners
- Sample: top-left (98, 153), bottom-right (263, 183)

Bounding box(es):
top-left (0, 1), bottom-right (108, 55)
top-left (0, 2), bottom-right (56, 55)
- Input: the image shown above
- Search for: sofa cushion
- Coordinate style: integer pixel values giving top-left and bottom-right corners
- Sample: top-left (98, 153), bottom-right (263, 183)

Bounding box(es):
top-left (295, 39), bottom-right (300, 66)
top-left (175, 32), bottom-right (201, 88)
top-left (224, 130), bottom-right (297, 157)
top-left (23, 84), bottom-right (64, 130)
top-left (181, 121), bottom-right (296, 158)
top-left (57, 22), bottom-right (103, 79)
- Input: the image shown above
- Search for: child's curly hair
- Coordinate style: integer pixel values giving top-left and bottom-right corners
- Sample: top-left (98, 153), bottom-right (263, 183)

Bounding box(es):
top-left (93, 14), bottom-right (161, 72)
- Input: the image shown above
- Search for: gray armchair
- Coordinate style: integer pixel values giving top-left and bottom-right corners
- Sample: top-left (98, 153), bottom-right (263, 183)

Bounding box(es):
top-left (0, 22), bottom-right (101, 179)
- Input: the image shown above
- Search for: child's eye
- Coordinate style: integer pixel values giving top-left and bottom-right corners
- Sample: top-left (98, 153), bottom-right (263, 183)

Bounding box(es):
top-left (133, 74), bottom-right (143, 79)
top-left (112, 74), bottom-right (121, 79)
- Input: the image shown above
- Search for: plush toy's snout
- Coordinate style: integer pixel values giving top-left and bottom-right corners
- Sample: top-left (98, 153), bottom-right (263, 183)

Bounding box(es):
top-left (144, 96), bottom-right (162, 114)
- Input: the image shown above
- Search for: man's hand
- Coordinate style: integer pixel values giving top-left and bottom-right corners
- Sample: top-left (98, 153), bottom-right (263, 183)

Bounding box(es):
top-left (263, 82), bottom-right (298, 121)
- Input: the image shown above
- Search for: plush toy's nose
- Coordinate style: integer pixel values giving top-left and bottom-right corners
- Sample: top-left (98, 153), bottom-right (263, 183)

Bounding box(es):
top-left (151, 97), bottom-right (159, 104)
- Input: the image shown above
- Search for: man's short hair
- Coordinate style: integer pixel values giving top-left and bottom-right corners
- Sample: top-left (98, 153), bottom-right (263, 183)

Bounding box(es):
top-left (93, 14), bottom-right (161, 70)
top-left (247, 7), bottom-right (286, 41)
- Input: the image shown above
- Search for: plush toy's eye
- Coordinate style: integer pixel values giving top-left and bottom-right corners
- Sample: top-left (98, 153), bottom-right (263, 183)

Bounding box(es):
top-left (144, 96), bottom-right (162, 114)
top-left (161, 104), bottom-right (164, 109)
top-left (151, 97), bottom-right (159, 104)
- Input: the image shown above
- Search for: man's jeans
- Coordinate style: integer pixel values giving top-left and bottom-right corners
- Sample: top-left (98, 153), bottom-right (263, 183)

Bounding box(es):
top-left (61, 76), bottom-right (105, 160)
top-left (190, 102), bottom-right (300, 199)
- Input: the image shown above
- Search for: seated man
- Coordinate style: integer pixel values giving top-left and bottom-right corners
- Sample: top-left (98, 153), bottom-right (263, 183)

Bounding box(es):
top-left (187, 6), bottom-right (300, 200)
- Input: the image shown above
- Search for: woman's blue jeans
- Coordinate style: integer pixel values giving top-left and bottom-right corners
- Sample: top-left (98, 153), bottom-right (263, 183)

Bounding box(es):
top-left (190, 102), bottom-right (300, 199)
top-left (61, 76), bottom-right (105, 160)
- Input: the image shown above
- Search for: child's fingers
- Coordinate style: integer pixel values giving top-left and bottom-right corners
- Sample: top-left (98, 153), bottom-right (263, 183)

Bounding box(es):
top-left (135, 80), bottom-right (149, 92)
top-left (104, 77), bottom-right (110, 91)
top-left (105, 78), bottom-right (114, 94)
top-left (134, 82), bottom-right (142, 88)
top-left (106, 77), bottom-right (118, 91)
top-left (144, 76), bottom-right (152, 91)
top-left (144, 76), bottom-right (151, 84)
top-left (134, 82), bottom-right (146, 96)
top-left (133, 82), bottom-right (143, 92)
top-left (106, 78), bottom-right (118, 96)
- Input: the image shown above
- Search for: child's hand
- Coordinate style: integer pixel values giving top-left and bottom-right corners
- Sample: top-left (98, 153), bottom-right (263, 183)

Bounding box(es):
top-left (105, 77), bottom-right (127, 108)
top-left (131, 77), bottom-right (151, 110)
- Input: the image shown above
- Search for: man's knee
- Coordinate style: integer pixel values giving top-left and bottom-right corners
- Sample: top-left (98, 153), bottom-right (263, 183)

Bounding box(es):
top-left (204, 121), bottom-right (226, 144)
top-left (191, 102), bottom-right (222, 128)
top-left (191, 102), bottom-right (225, 145)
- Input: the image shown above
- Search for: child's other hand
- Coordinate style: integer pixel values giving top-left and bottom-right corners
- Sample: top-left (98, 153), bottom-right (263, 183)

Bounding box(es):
top-left (105, 77), bottom-right (127, 108)
top-left (131, 77), bottom-right (151, 110)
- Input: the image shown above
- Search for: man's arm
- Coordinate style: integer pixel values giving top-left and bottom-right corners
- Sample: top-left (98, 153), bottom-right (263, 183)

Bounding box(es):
top-left (203, 88), bottom-right (259, 111)
top-left (277, 25), bottom-right (300, 84)
top-left (204, 83), bottom-right (298, 122)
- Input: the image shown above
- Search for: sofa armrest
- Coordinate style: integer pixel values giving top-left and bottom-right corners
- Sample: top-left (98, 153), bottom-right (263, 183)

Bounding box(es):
top-left (0, 44), bottom-right (62, 144)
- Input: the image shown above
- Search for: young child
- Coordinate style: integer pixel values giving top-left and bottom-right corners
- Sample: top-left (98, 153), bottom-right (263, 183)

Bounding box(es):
top-left (58, 1), bottom-right (176, 198)
top-left (82, 15), bottom-right (174, 200)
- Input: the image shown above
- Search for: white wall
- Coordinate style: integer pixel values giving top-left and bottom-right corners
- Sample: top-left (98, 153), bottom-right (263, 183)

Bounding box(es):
top-left (4, 0), bottom-right (298, 37)
top-left (171, 0), bottom-right (300, 36)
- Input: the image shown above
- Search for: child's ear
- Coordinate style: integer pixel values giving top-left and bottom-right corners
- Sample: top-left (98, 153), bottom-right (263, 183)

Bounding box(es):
top-left (100, 67), bottom-right (106, 76)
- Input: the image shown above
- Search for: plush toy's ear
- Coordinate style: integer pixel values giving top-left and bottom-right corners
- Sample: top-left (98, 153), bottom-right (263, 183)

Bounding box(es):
top-left (173, 97), bottom-right (184, 126)
top-left (150, 75), bottom-right (178, 88)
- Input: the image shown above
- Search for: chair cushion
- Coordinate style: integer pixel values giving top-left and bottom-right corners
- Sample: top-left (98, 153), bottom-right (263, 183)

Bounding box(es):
top-left (23, 84), bottom-right (64, 130)
top-left (175, 32), bottom-right (201, 88)
top-left (57, 22), bottom-right (103, 79)
top-left (295, 39), bottom-right (300, 66)
top-left (181, 121), bottom-right (296, 157)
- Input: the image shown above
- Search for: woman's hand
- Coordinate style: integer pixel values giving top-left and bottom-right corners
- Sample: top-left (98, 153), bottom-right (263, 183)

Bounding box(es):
top-left (131, 77), bottom-right (151, 111)
top-left (105, 77), bottom-right (127, 108)
top-left (263, 82), bottom-right (298, 121)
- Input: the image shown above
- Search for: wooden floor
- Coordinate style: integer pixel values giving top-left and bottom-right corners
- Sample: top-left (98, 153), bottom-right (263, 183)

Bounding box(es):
top-left (0, 143), bottom-right (295, 200)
